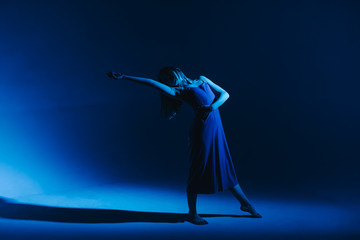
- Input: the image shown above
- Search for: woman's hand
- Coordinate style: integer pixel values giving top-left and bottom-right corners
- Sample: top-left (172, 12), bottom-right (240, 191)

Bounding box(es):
top-left (198, 105), bottom-right (214, 121)
top-left (107, 72), bottom-right (124, 80)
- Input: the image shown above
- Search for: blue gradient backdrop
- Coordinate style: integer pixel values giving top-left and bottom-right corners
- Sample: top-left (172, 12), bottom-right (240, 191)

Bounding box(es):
top-left (1, 0), bottom-right (359, 204)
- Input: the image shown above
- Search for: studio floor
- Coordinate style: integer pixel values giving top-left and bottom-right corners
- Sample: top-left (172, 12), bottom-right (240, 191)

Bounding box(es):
top-left (0, 182), bottom-right (359, 240)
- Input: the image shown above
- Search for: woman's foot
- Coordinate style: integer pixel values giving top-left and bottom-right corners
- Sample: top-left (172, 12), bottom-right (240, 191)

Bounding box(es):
top-left (188, 213), bottom-right (208, 225)
top-left (240, 204), bottom-right (262, 218)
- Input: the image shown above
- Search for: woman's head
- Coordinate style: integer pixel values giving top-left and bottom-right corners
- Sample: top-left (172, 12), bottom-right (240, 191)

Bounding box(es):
top-left (158, 66), bottom-right (190, 120)
top-left (158, 66), bottom-right (192, 87)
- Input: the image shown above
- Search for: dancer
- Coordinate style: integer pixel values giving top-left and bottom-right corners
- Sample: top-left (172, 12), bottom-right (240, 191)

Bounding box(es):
top-left (107, 67), bottom-right (261, 225)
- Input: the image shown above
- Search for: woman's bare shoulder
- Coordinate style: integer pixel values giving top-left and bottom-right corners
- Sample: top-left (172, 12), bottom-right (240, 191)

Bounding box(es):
top-left (199, 75), bottom-right (228, 94)
top-left (199, 75), bottom-right (214, 85)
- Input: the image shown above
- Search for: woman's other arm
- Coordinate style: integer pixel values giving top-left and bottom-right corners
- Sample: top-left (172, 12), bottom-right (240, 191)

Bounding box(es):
top-left (200, 75), bottom-right (230, 110)
top-left (107, 72), bottom-right (176, 97)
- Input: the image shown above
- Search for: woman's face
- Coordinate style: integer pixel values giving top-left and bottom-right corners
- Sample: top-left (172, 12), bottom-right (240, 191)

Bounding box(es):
top-left (162, 72), bottom-right (176, 87)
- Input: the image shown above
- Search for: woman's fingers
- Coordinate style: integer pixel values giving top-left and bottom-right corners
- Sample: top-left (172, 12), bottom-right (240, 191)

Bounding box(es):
top-left (202, 111), bottom-right (209, 121)
top-left (106, 72), bottom-right (123, 80)
top-left (113, 72), bottom-right (121, 78)
top-left (106, 72), bottom-right (114, 79)
top-left (198, 107), bottom-right (210, 120)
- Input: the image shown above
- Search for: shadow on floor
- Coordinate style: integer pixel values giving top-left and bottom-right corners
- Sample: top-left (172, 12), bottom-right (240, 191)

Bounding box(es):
top-left (0, 197), bottom-right (251, 224)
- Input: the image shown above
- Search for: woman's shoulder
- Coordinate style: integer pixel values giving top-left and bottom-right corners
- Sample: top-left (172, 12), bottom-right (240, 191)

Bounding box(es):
top-left (199, 75), bottom-right (210, 83)
top-left (185, 77), bottom-right (204, 88)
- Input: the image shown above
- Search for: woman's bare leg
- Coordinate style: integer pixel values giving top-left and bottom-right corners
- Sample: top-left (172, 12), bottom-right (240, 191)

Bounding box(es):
top-left (229, 184), bottom-right (251, 206)
top-left (229, 184), bottom-right (262, 218)
top-left (187, 192), bottom-right (197, 215)
top-left (187, 192), bottom-right (208, 225)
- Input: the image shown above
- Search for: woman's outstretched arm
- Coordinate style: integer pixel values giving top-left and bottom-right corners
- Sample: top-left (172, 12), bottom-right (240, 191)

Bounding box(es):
top-left (107, 72), bottom-right (176, 97)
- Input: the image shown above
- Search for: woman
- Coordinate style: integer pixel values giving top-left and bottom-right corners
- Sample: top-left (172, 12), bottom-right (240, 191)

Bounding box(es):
top-left (107, 67), bottom-right (261, 225)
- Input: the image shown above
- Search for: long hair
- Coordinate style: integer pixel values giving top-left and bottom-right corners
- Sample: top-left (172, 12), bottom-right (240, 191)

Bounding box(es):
top-left (158, 66), bottom-right (194, 119)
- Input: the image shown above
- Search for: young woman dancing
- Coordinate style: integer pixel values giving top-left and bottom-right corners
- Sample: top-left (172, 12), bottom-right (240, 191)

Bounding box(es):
top-left (107, 67), bottom-right (261, 225)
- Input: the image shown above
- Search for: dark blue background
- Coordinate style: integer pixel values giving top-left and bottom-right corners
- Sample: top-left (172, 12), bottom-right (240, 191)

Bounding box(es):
top-left (1, 0), bottom-right (359, 201)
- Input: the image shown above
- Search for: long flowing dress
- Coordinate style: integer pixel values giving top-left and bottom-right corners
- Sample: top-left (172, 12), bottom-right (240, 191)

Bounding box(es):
top-left (174, 79), bottom-right (239, 194)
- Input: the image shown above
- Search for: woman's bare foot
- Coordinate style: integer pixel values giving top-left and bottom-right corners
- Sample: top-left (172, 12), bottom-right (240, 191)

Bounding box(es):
top-left (240, 204), bottom-right (262, 218)
top-left (188, 213), bottom-right (208, 225)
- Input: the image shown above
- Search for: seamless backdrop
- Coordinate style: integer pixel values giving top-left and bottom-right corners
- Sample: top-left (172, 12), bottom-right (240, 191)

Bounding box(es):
top-left (0, 0), bottom-right (359, 203)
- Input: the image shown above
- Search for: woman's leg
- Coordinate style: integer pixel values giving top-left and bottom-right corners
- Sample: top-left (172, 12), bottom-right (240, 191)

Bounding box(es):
top-left (229, 184), bottom-right (251, 206)
top-left (187, 192), bottom-right (198, 215)
top-left (187, 192), bottom-right (208, 225)
top-left (229, 184), bottom-right (262, 218)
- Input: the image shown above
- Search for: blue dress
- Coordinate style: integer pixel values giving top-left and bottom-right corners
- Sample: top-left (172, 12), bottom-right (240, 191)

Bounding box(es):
top-left (175, 79), bottom-right (239, 194)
